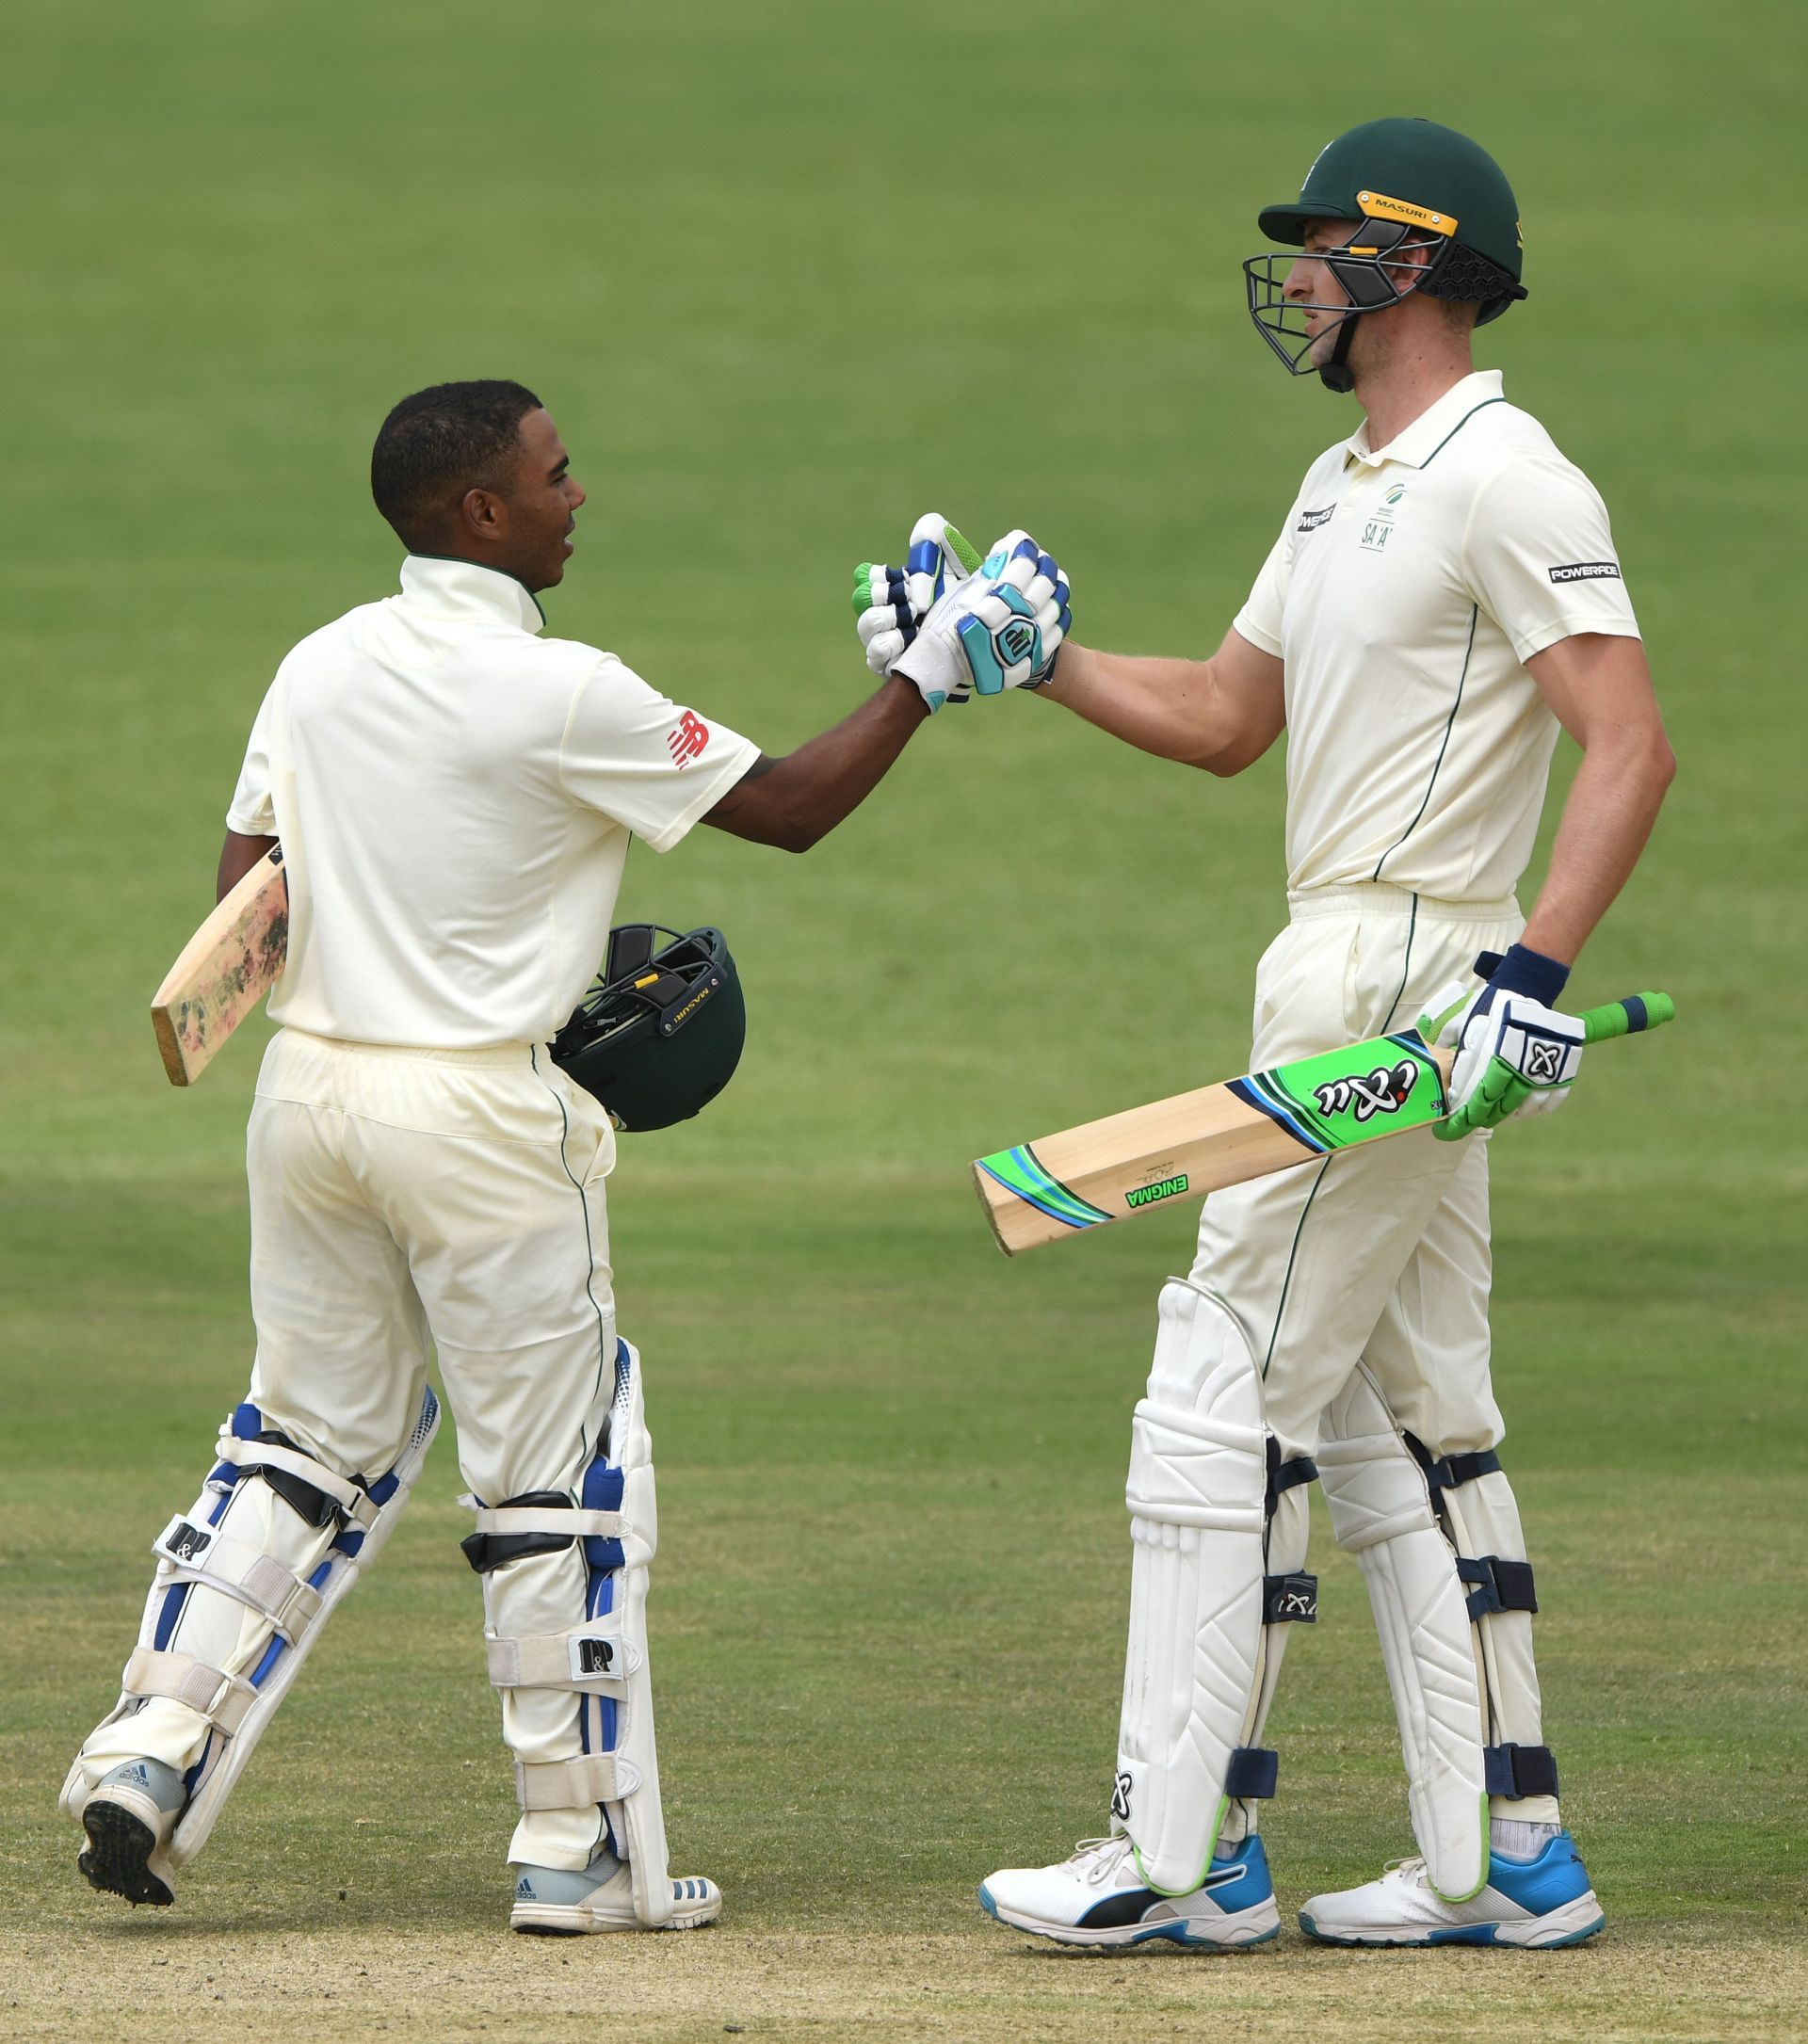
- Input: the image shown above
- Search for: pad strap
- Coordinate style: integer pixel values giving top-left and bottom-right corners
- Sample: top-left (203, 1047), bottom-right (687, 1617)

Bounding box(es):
top-left (152, 1517), bottom-right (323, 1639)
top-left (1484, 1742), bottom-right (1560, 1800)
top-left (1263, 1572), bottom-right (1318, 1624)
top-left (1223, 1746), bottom-right (1279, 1799)
top-left (1403, 1433), bottom-right (1502, 1501)
top-left (1458, 1555), bottom-right (1538, 1620)
top-left (214, 1435), bottom-right (379, 1531)
top-left (513, 1751), bottom-right (641, 1812)
top-left (122, 1647), bottom-right (257, 1735)
top-left (1265, 1445), bottom-right (1319, 1517)
top-left (466, 1504), bottom-right (629, 1539)
top-left (484, 1627), bottom-right (641, 1692)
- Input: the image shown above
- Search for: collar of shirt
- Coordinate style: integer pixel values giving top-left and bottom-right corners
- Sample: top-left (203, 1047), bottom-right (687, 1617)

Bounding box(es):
top-left (398, 554), bottom-right (547, 634)
top-left (1343, 368), bottom-right (1506, 473)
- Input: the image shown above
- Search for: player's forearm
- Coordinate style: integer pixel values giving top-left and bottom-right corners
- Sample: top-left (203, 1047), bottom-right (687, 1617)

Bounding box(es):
top-left (1041, 644), bottom-right (1254, 773)
top-left (218, 830), bottom-right (278, 902)
top-left (702, 676), bottom-right (928, 851)
top-left (1519, 725), bottom-right (1675, 966)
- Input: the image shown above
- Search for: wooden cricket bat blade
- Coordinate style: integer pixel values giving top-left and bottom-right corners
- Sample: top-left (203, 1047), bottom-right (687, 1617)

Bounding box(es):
top-left (973, 1029), bottom-right (1453, 1256)
top-left (151, 846), bottom-right (290, 1086)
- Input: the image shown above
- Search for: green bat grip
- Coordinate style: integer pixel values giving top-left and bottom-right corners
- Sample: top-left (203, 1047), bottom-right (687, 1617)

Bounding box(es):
top-left (1580, 990), bottom-right (1675, 1043)
top-left (1436, 990), bottom-right (1675, 1141)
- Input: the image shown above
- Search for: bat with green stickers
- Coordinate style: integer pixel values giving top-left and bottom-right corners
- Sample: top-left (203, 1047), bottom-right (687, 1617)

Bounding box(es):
top-left (972, 992), bottom-right (1674, 1256)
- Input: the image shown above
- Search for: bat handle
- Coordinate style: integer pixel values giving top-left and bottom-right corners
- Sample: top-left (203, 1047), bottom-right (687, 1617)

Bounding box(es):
top-left (1579, 991), bottom-right (1675, 1044)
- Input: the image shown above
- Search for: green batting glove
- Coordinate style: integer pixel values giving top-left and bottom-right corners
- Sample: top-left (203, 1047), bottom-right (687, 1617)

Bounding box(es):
top-left (1433, 1054), bottom-right (1536, 1141)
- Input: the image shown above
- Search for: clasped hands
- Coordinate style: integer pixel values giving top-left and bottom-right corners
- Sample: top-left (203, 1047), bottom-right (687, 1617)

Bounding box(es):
top-left (852, 512), bottom-right (1071, 714)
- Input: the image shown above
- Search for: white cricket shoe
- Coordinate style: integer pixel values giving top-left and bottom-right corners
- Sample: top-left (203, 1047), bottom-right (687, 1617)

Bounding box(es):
top-left (510, 1850), bottom-right (722, 1935)
top-left (1300, 1832), bottom-right (1605, 1948)
top-left (74, 1758), bottom-right (186, 1908)
top-left (979, 1833), bottom-right (1280, 1949)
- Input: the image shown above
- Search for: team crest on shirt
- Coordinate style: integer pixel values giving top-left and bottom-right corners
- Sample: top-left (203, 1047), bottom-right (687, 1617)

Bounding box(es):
top-left (1359, 482), bottom-right (1407, 554)
top-left (667, 710), bottom-right (710, 767)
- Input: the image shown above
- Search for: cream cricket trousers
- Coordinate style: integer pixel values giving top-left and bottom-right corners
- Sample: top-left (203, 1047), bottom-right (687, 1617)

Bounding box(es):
top-left (82, 1027), bottom-right (628, 1870)
top-left (1173, 882), bottom-right (1555, 1827)
top-left (1197, 883), bottom-right (1522, 1461)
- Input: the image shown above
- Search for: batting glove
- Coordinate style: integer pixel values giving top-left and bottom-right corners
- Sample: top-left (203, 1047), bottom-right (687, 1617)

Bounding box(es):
top-left (893, 529), bottom-right (1072, 708)
top-left (852, 512), bottom-right (981, 687)
top-left (1422, 945), bottom-right (1587, 1142)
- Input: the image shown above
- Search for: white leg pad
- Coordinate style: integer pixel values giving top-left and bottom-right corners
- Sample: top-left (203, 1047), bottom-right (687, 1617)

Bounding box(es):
top-left (1115, 1280), bottom-right (1270, 1896)
top-left (62, 1385), bottom-right (441, 1870)
top-left (472, 1341), bottom-right (673, 1929)
top-left (1318, 1366), bottom-right (1488, 1903)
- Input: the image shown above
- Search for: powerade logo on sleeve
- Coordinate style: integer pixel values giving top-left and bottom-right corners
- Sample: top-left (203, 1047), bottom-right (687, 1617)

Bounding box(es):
top-left (1124, 1173), bottom-right (1188, 1209)
top-left (1548, 560), bottom-right (1622, 583)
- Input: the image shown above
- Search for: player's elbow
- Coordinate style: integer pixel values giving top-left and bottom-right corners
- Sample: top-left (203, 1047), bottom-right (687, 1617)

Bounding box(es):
top-left (1625, 718), bottom-right (1677, 805)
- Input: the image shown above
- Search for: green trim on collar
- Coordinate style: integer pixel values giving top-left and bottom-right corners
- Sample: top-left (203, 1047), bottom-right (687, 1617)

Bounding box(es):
top-left (1416, 397), bottom-right (1508, 471)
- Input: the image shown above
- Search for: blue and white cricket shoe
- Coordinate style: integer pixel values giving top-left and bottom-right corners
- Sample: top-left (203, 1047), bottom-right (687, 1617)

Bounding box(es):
top-left (510, 1849), bottom-right (722, 1936)
top-left (979, 1833), bottom-right (1280, 1949)
top-left (1300, 1833), bottom-right (1604, 1947)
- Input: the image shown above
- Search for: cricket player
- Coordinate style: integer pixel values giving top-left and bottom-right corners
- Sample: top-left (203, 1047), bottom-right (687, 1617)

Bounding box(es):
top-left (61, 380), bottom-right (1067, 1934)
top-left (862, 119), bottom-right (1674, 1947)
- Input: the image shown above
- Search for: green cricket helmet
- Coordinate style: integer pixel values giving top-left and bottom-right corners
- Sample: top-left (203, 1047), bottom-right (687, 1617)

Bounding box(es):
top-left (552, 923), bottom-right (745, 1131)
top-left (1245, 118), bottom-right (1527, 393)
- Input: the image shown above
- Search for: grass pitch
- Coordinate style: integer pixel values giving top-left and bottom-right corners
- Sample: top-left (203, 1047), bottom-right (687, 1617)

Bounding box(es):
top-left (3, 3), bottom-right (1805, 2038)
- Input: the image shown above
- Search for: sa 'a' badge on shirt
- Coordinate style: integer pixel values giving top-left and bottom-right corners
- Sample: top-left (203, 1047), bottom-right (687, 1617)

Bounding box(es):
top-left (1359, 482), bottom-right (1408, 554)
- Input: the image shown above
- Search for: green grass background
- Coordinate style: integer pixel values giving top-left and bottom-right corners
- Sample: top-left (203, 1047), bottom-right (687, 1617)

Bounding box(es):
top-left (3, 1), bottom-right (1804, 2036)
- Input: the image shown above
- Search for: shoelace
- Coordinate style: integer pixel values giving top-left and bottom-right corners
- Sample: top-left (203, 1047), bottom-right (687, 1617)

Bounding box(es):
top-left (1065, 1836), bottom-right (1137, 1887)
top-left (1380, 1856), bottom-right (1432, 1887)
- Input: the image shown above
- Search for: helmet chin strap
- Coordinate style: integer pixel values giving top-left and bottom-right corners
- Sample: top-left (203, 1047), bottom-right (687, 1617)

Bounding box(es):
top-left (1317, 309), bottom-right (1360, 394)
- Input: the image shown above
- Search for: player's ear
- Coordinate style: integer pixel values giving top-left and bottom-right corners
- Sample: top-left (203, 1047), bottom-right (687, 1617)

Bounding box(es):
top-left (459, 485), bottom-right (504, 539)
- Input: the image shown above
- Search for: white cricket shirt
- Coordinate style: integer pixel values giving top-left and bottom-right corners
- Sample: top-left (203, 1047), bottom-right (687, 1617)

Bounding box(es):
top-left (226, 555), bottom-right (761, 1047)
top-left (1234, 370), bottom-right (1640, 903)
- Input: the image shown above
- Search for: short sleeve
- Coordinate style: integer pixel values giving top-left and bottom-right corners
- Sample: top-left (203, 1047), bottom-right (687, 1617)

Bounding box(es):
top-left (1232, 515), bottom-right (1294, 659)
top-left (225, 678), bottom-right (280, 835)
top-left (1461, 457), bottom-right (1640, 664)
top-left (558, 654), bottom-right (762, 852)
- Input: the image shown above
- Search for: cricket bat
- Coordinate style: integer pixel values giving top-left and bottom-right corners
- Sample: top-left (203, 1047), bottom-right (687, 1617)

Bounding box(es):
top-left (973, 992), bottom-right (1674, 1256)
top-left (151, 846), bottom-right (289, 1086)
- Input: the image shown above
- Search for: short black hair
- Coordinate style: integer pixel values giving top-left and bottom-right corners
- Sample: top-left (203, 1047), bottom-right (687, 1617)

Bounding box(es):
top-left (370, 379), bottom-right (542, 549)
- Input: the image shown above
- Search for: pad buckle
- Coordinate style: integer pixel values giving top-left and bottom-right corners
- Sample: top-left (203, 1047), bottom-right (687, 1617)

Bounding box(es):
top-left (1483, 1742), bottom-right (1560, 1800)
top-left (1458, 1554), bottom-right (1538, 1619)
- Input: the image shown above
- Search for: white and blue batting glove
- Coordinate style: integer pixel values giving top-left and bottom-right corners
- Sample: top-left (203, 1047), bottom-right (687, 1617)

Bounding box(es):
top-left (893, 529), bottom-right (1072, 708)
top-left (1421, 945), bottom-right (1587, 1139)
top-left (852, 512), bottom-right (981, 687)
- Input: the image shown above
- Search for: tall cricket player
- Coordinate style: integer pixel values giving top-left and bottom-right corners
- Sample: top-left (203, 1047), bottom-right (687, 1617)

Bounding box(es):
top-left (859, 119), bottom-right (1673, 1947)
top-left (62, 380), bottom-right (1067, 1933)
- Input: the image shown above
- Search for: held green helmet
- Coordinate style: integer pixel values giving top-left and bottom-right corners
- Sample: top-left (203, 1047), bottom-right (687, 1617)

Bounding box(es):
top-left (552, 923), bottom-right (746, 1132)
top-left (1245, 118), bottom-right (1527, 393)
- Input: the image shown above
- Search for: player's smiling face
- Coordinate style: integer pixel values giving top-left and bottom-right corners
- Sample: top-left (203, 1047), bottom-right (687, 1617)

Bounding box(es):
top-left (501, 408), bottom-right (587, 591)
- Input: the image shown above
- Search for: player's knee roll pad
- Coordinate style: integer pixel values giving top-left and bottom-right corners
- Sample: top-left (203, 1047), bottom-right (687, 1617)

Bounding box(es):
top-left (1115, 1280), bottom-right (1316, 1893)
top-left (62, 1386), bottom-right (441, 1869)
top-left (462, 1338), bottom-right (673, 1928)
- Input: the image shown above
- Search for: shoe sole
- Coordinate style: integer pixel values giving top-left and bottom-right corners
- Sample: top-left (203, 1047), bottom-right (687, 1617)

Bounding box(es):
top-left (1299, 1892), bottom-right (1606, 1950)
top-left (78, 1799), bottom-right (174, 1908)
top-left (978, 1882), bottom-right (1280, 1951)
top-left (511, 1899), bottom-right (723, 1936)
